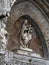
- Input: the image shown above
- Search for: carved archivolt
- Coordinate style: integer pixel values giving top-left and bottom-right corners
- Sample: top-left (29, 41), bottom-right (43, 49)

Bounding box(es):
top-left (6, 1), bottom-right (49, 58)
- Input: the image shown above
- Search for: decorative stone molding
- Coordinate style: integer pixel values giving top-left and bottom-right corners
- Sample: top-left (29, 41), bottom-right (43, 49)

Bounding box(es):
top-left (6, 1), bottom-right (49, 58)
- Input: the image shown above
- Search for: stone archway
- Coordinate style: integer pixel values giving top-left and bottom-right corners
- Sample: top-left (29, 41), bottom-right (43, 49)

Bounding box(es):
top-left (6, 1), bottom-right (49, 58)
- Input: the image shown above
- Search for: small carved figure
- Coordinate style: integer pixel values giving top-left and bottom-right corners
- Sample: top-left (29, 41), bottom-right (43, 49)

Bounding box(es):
top-left (19, 19), bottom-right (36, 48)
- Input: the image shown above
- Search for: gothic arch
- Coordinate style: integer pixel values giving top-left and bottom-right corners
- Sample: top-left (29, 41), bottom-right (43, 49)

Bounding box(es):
top-left (6, 1), bottom-right (49, 58)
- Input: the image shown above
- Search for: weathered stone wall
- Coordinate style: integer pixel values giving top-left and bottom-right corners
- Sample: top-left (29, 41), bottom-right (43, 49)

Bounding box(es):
top-left (0, 0), bottom-right (49, 65)
top-left (0, 0), bottom-right (16, 15)
top-left (0, 50), bottom-right (49, 65)
top-left (0, 0), bottom-right (16, 50)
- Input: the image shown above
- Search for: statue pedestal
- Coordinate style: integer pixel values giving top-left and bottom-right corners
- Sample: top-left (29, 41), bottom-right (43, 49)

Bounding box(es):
top-left (17, 46), bottom-right (41, 58)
